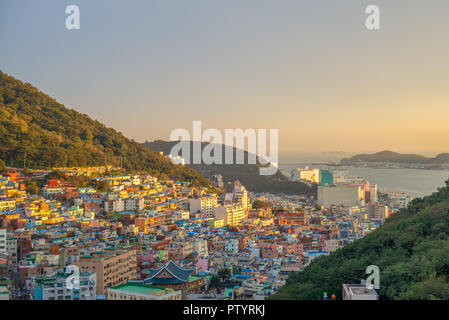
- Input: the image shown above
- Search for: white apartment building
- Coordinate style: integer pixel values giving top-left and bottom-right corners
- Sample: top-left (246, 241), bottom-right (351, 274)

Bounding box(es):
top-left (124, 198), bottom-right (144, 211)
top-left (189, 195), bottom-right (218, 218)
top-left (6, 237), bottom-right (17, 264)
top-left (104, 198), bottom-right (125, 212)
top-left (249, 247), bottom-right (260, 258)
top-left (193, 239), bottom-right (209, 257)
top-left (29, 268), bottom-right (96, 300)
top-left (224, 181), bottom-right (251, 211)
top-left (104, 198), bottom-right (144, 212)
top-left (317, 185), bottom-right (364, 208)
top-left (225, 239), bottom-right (239, 253)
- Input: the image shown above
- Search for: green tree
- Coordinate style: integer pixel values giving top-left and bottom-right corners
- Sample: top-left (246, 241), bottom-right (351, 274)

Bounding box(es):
top-left (209, 275), bottom-right (221, 290)
top-left (218, 268), bottom-right (231, 282)
top-left (26, 181), bottom-right (39, 195)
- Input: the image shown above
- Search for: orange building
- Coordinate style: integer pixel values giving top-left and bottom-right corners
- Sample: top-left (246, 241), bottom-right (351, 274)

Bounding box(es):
top-left (276, 211), bottom-right (306, 226)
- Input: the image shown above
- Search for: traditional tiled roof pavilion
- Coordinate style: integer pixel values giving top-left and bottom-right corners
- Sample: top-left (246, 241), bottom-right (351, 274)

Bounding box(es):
top-left (143, 260), bottom-right (194, 285)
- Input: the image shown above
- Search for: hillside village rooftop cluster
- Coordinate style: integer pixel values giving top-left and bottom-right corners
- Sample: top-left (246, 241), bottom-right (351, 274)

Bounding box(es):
top-left (0, 165), bottom-right (404, 300)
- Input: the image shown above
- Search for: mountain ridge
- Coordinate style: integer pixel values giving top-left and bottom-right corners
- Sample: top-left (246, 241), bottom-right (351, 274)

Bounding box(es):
top-left (341, 150), bottom-right (449, 164)
top-left (144, 140), bottom-right (316, 196)
top-left (0, 70), bottom-right (212, 186)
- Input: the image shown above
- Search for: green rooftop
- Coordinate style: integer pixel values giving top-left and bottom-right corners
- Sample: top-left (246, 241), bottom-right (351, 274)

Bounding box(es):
top-left (188, 275), bottom-right (204, 282)
top-left (110, 283), bottom-right (179, 295)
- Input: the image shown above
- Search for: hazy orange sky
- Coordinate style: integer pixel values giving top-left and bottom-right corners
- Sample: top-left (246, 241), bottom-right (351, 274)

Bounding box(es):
top-left (1, 0), bottom-right (449, 160)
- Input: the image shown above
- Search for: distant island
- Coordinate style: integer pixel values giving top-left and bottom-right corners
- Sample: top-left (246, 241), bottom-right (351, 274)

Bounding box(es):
top-left (340, 150), bottom-right (449, 169)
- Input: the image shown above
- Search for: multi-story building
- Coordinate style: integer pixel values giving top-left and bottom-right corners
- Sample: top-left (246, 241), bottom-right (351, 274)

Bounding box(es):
top-left (6, 236), bottom-right (17, 264)
top-left (135, 212), bottom-right (173, 233)
top-left (237, 252), bottom-right (256, 266)
top-left (104, 198), bottom-right (144, 212)
top-left (193, 239), bottom-right (209, 257)
top-left (0, 278), bottom-right (10, 301)
top-left (317, 185), bottom-right (364, 208)
top-left (215, 204), bottom-right (247, 227)
top-left (124, 198), bottom-right (144, 212)
top-left (368, 184), bottom-right (378, 204)
top-left (76, 249), bottom-right (137, 295)
top-left (168, 240), bottom-right (193, 260)
top-left (224, 181), bottom-right (251, 211)
top-left (30, 268), bottom-right (96, 300)
top-left (319, 170), bottom-right (334, 186)
top-left (366, 203), bottom-right (388, 222)
top-left (276, 211), bottom-right (306, 226)
top-left (0, 229), bottom-right (6, 254)
top-left (225, 239), bottom-right (239, 253)
top-left (189, 195), bottom-right (218, 218)
top-left (290, 167), bottom-right (320, 183)
top-left (104, 198), bottom-right (125, 212)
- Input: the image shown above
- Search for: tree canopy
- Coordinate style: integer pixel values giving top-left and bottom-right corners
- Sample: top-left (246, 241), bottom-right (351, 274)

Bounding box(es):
top-left (269, 179), bottom-right (449, 300)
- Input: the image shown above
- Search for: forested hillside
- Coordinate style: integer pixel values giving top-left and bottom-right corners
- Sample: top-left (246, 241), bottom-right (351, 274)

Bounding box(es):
top-left (0, 70), bottom-right (211, 186)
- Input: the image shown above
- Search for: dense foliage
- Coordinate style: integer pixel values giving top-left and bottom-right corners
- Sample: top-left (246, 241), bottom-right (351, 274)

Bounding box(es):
top-left (269, 179), bottom-right (449, 300)
top-left (252, 200), bottom-right (272, 209)
top-left (0, 71), bottom-right (212, 186)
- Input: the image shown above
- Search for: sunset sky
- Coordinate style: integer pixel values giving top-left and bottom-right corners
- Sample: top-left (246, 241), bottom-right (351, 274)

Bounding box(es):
top-left (1, 0), bottom-right (449, 161)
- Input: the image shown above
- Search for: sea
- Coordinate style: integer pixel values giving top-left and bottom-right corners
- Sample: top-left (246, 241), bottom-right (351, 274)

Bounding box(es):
top-left (279, 163), bottom-right (449, 197)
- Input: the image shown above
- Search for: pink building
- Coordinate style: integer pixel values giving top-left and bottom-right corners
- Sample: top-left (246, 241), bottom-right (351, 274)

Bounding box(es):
top-left (196, 258), bottom-right (209, 272)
